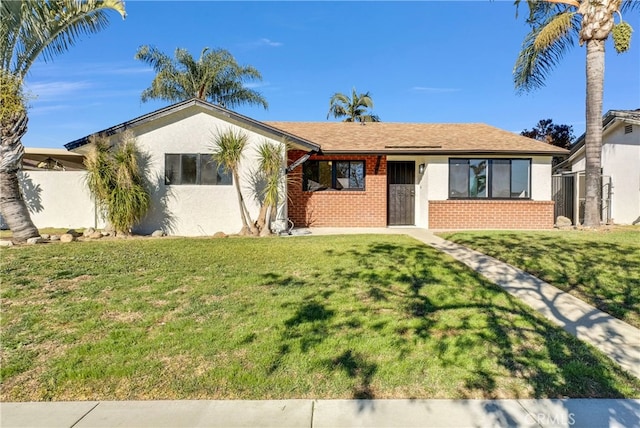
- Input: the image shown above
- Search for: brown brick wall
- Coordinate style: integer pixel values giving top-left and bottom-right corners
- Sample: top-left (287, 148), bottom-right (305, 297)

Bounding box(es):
top-left (428, 200), bottom-right (555, 229)
top-left (287, 151), bottom-right (387, 227)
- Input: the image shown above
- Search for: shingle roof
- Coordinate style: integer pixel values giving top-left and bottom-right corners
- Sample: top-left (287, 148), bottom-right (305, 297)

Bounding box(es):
top-left (265, 122), bottom-right (568, 155)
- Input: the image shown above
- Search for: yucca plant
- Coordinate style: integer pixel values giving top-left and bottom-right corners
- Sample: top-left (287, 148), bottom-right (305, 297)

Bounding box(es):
top-left (84, 132), bottom-right (150, 235)
top-left (255, 140), bottom-right (285, 236)
top-left (211, 128), bottom-right (258, 236)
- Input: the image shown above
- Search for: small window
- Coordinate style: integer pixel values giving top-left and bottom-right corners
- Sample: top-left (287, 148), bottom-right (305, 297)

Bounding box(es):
top-left (164, 154), bottom-right (232, 185)
top-left (624, 124), bottom-right (633, 134)
top-left (449, 158), bottom-right (531, 199)
top-left (303, 160), bottom-right (365, 191)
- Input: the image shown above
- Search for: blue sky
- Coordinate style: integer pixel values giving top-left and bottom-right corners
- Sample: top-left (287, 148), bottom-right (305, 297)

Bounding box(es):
top-left (22, 1), bottom-right (640, 149)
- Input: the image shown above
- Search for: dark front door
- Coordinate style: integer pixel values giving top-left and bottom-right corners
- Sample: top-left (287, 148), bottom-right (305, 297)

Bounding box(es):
top-left (388, 161), bottom-right (415, 225)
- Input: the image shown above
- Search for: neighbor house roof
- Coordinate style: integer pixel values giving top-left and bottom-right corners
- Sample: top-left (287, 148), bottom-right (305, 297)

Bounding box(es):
top-left (568, 109), bottom-right (640, 155)
top-left (266, 122), bottom-right (568, 155)
top-left (64, 98), bottom-right (321, 153)
top-left (23, 148), bottom-right (86, 171)
top-left (554, 109), bottom-right (640, 172)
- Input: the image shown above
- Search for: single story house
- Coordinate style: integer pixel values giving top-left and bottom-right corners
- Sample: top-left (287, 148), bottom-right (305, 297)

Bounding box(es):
top-left (17, 98), bottom-right (567, 235)
top-left (554, 109), bottom-right (640, 225)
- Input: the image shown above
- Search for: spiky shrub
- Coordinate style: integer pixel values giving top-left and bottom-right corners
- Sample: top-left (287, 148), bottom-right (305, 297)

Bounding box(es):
top-left (84, 132), bottom-right (150, 235)
top-left (255, 140), bottom-right (285, 235)
top-left (211, 128), bottom-right (258, 235)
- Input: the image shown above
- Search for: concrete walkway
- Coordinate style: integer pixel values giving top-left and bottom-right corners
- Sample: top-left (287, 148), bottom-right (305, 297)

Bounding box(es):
top-left (2, 227), bottom-right (639, 428)
top-left (2, 399), bottom-right (640, 427)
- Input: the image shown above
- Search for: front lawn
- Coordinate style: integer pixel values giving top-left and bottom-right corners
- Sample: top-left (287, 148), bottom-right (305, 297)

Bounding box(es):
top-left (2, 235), bottom-right (639, 401)
top-left (439, 227), bottom-right (640, 328)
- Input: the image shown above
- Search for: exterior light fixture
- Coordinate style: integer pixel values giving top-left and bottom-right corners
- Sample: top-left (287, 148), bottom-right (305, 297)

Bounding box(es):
top-left (418, 163), bottom-right (425, 174)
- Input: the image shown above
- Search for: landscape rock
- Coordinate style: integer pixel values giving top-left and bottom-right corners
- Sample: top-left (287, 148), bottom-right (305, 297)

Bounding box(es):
top-left (151, 230), bottom-right (165, 237)
top-left (555, 216), bottom-right (572, 228)
top-left (83, 227), bottom-right (96, 237)
top-left (101, 231), bottom-right (111, 237)
top-left (0, 240), bottom-right (14, 247)
top-left (60, 233), bottom-right (75, 243)
top-left (27, 237), bottom-right (44, 245)
top-left (212, 232), bottom-right (228, 239)
top-left (89, 231), bottom-right (103, 239)
top-left (50, 235), bottom-right (60, 241)
top-left (66, 229), bottom-right (80, 237)
top-left (40, 234), bottom-right (50, 240)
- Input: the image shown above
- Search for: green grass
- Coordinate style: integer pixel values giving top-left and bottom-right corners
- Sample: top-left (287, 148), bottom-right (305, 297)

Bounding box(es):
top-left (439, 227), bottom-right (640, 328)
top-left (1, 235), bottom-right (639, 401)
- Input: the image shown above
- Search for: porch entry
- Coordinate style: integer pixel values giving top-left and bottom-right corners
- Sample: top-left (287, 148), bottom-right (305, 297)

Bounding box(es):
top-left (387, 161), bottom-right (416, 225)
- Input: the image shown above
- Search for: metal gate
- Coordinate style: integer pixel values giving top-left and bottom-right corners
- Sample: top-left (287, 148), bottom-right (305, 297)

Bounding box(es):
top-left (552, 173), bottom-right (612, 225)
top-left (552, 174), bottom-right (575, 221)
top-left (388, 161), bottom-right (415, 226)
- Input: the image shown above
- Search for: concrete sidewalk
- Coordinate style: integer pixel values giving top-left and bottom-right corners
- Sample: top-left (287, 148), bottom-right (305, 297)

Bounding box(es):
top-left (305, 227), bottom-right (640, 379)
top-left (2, 399), bottom-right (639, 427)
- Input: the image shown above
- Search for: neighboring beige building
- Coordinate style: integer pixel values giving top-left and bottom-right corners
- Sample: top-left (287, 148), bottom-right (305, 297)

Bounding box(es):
top-left (555, 109), bottom-right (640, 225)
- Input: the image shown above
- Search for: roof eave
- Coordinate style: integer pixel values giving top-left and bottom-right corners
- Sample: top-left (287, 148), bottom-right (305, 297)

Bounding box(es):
top-left (64, 98), bottom-right (321, 153)
top-left (320, 149), bottom-right (567, 156)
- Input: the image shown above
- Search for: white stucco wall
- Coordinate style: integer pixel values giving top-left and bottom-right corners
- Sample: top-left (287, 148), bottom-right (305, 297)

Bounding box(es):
top-left (14, 170), bottom-right (100, 229)
top-left (602, 123), bottom-right (640, 224)
top-left (567, 122), bottom-right (640, 224)
top-left (423, 155), bottom-right (552, 201)
top-left (84, 105), bottom-right (285, 236)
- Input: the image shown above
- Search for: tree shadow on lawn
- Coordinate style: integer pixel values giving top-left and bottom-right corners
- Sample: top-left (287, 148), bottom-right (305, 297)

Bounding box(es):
top-left (442, 232), bottom-right (640, 327)
top-left (259, 238), bottom-right (639, 401)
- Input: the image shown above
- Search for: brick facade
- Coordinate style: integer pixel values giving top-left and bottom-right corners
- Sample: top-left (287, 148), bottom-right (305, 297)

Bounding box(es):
top-left (428, 200), bottom-right (555, 229)
top-left (287, 151), bottom-right (555, 230)
top-left (287, 151), bottom-right (387, 227)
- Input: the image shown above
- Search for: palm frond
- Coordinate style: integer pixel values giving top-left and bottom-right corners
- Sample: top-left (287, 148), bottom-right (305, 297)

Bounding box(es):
top-left (534, 11), bottom-right (575, 51)
top-left (3, 0), bottom-right (125, 78)
top-left (514, 5), bottom-right (580, 92)
top-left (210, 128), bottom-right (248, 173)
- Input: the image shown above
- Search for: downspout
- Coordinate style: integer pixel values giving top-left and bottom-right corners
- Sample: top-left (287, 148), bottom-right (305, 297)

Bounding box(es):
top-left (274, 149), bottom-right (317, 234)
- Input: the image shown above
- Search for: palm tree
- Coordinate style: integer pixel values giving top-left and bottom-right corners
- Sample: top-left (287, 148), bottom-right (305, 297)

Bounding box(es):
top-left (211, 129), bottom-right (259, 236)
top-left (514, 0), bottom-right (635, 227)
top-left (327, 88), bottom-right (380, 123)
top-left (135, 46), bottom-right (268, 110)
top-left (84, 133), bottom-right (150, 235)
top-left (0, 0), bottom-right (126, 242)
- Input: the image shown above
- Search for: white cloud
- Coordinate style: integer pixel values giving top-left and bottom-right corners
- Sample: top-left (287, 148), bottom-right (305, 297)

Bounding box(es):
top-left (26, 81), bottom-right (93, 100)
top-left (260, 38), bottom-right (283, 47)
top-left (244, 81), bottom-right (270, 89)
top-left (411, 86), bottom-right (461, 93)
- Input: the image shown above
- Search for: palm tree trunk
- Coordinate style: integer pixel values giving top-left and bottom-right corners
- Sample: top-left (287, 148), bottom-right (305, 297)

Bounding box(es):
top-left (0, 111), bottom-right (39, 242)
top-left (583, 39), bottom-right (605, 227)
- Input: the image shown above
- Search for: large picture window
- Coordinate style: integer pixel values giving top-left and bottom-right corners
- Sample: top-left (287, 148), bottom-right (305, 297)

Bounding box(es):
top-left (165, 154), bottom-right (232, 185)
top-left (303, 160), bottom-right (365, 191)
top-left (449, 159), bottom-right (530, 199)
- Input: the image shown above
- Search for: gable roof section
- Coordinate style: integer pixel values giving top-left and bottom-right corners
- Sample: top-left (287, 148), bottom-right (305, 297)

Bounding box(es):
top-left (265, 122), bottom-right (568, 155)
top-left (554, 109), bottom-right (640, 172)
top-left (64, 98), bottom-right (321, 153)
top-left (568, 109), bottom-right (640, 156)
